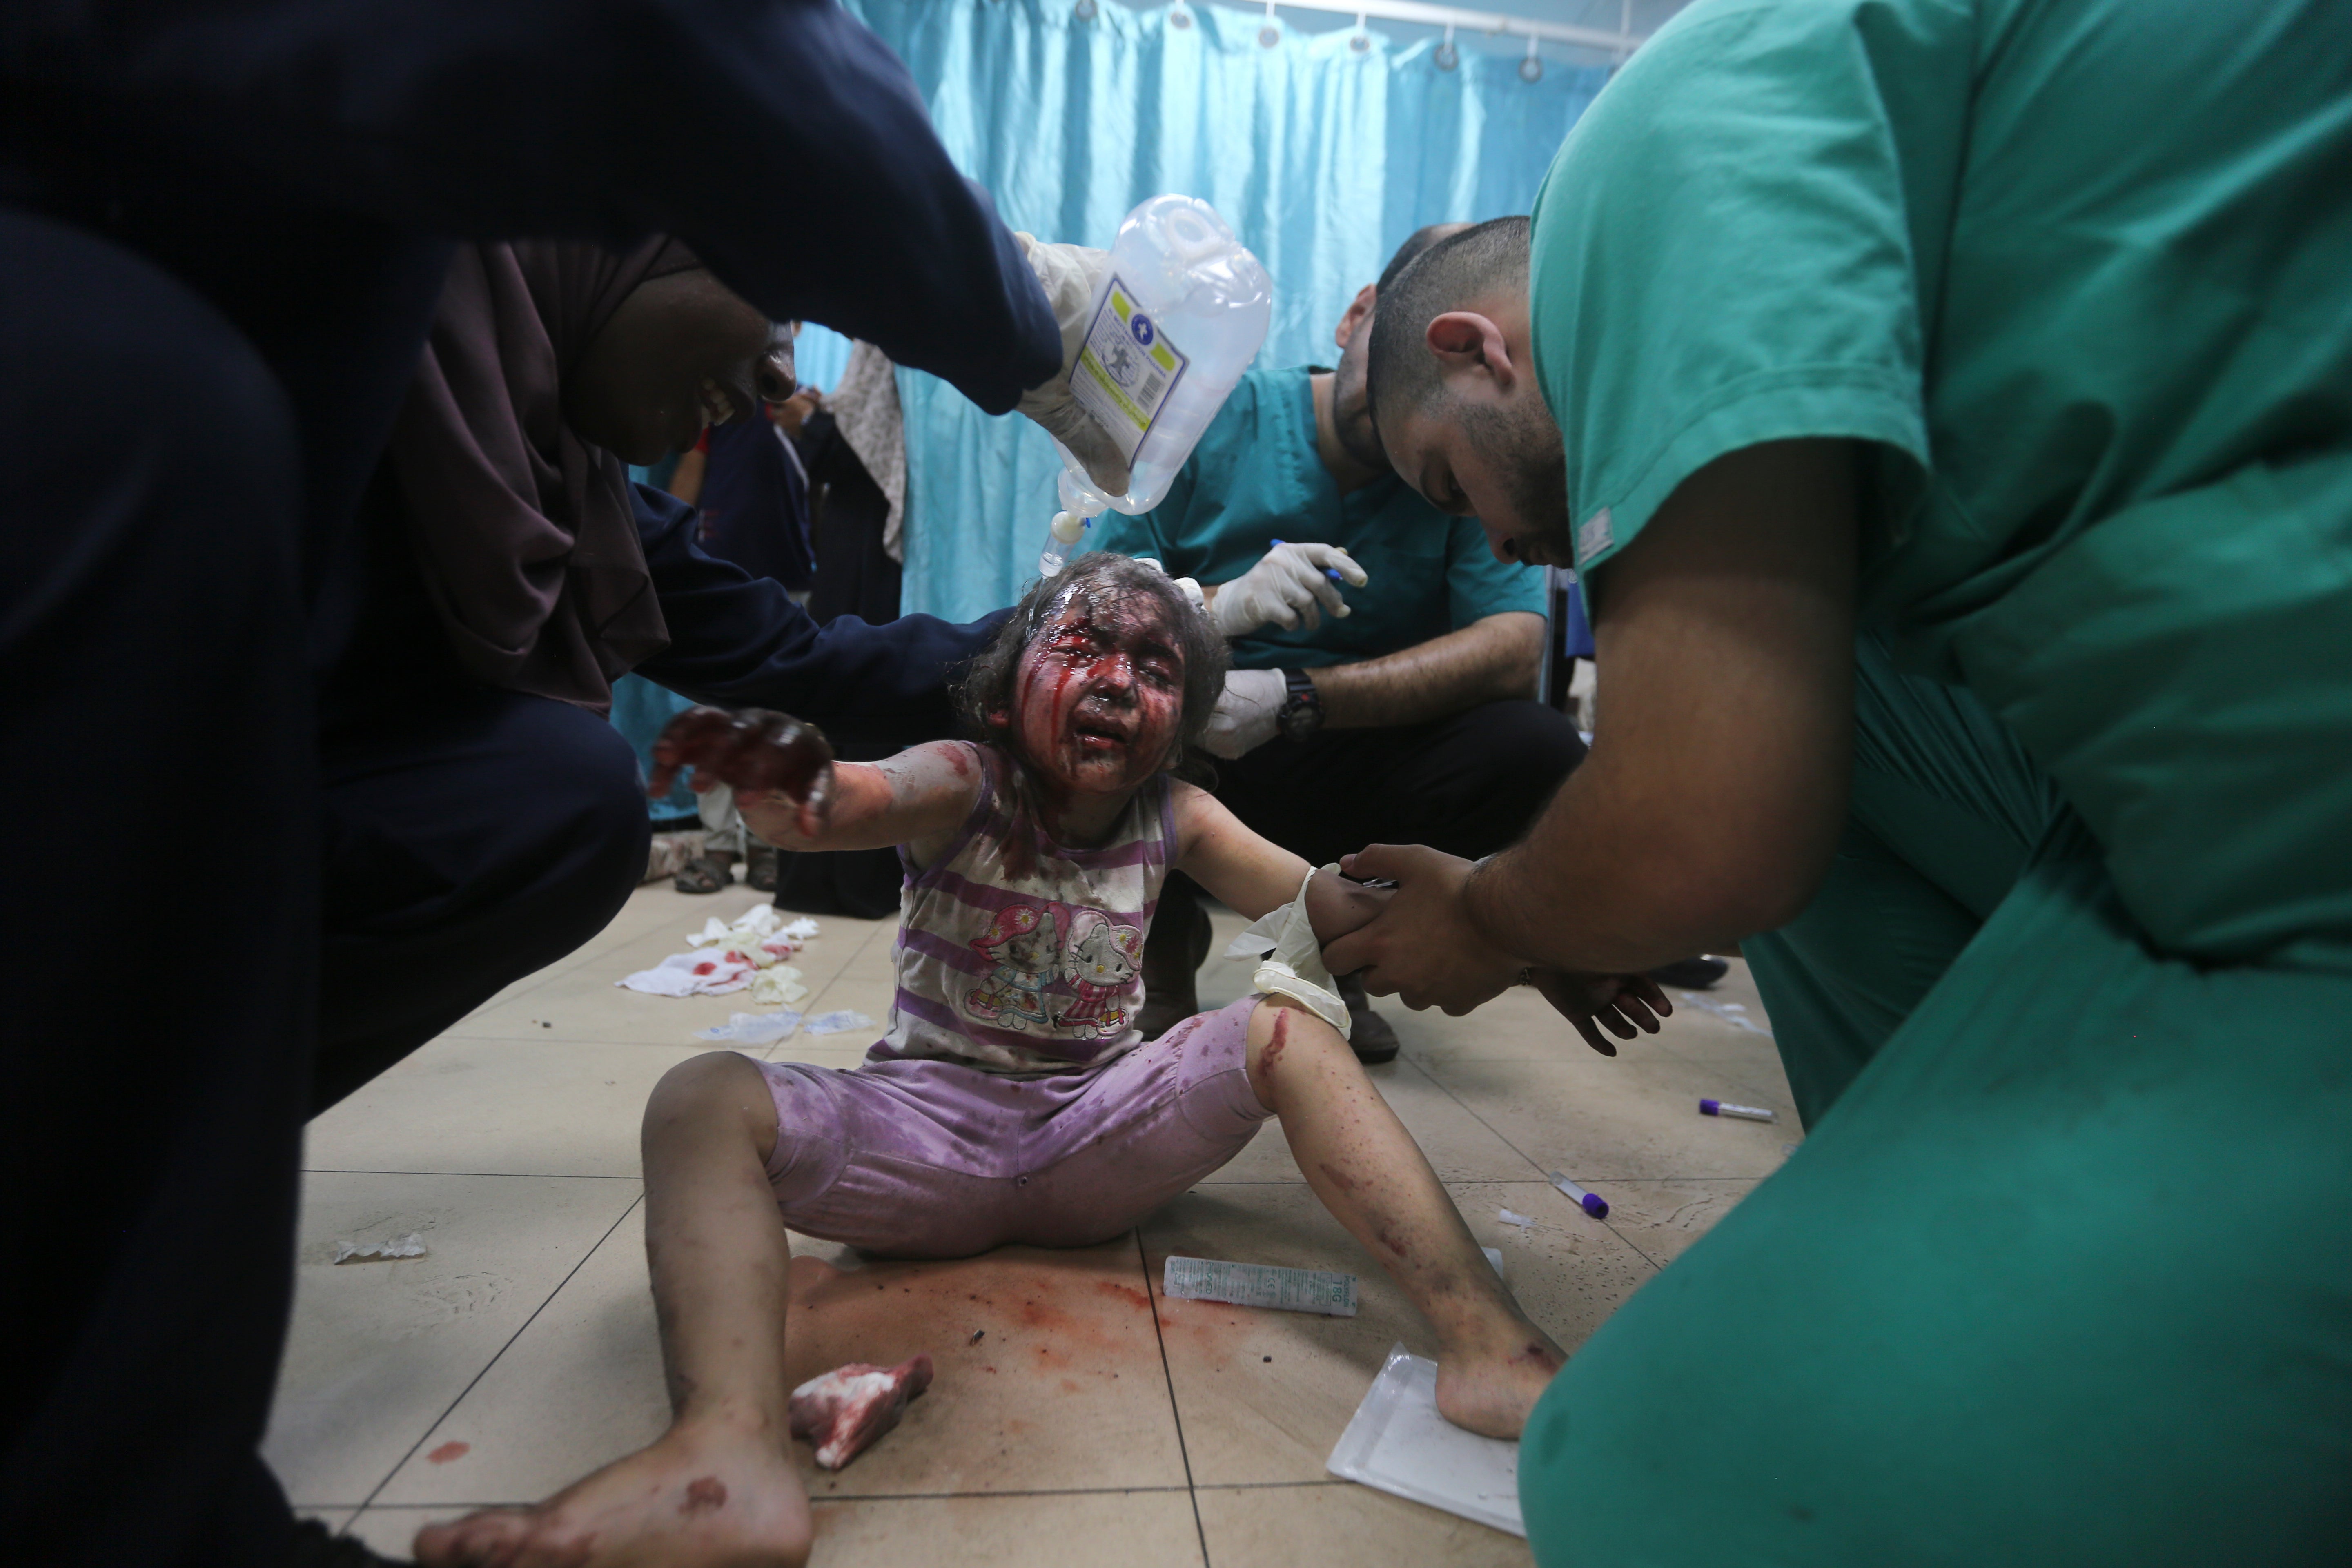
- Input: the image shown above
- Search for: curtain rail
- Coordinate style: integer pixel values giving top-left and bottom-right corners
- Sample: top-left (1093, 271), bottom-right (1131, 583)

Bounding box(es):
top-left (1188, 0), bottom-right (1648, 55)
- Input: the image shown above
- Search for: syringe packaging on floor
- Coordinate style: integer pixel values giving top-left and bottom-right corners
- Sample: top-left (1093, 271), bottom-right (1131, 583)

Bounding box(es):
top-left (1163, 1255), bottom-right (1359, 1316)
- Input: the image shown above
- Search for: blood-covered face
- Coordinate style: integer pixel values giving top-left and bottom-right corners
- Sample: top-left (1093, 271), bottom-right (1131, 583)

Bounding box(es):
top-left (1006, 592), bottom-right (1187, 796)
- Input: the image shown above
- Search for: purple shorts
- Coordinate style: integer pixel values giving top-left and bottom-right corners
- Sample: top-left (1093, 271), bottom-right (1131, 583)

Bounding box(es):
top-left (755, 995), bottom-right (1270, 1258)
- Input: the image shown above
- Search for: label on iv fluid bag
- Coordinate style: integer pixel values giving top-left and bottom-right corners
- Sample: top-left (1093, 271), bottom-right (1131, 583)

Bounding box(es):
top-left (1071, 275), bottom-right (1189, 464)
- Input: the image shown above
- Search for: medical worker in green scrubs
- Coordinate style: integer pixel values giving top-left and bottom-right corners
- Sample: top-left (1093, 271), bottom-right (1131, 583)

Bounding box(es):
top-left (1323, 0), bottom-right (2352, 1559)
top-left (1092, 225), bottom-right (1585, 1051)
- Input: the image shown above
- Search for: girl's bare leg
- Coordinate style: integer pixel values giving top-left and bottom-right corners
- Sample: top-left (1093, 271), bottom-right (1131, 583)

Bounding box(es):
top-left (1246, 998), bottom-right (1566, 1437)
top-left (413, 1052), bottom-right (813, 1568)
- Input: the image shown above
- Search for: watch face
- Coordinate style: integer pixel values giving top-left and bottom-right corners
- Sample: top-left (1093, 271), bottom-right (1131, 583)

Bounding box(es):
top-left (1277, 670), bottom-right (1321, 741)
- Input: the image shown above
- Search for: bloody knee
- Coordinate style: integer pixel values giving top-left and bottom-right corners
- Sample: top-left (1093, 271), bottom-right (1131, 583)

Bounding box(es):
top-left (1245, 996), bottom-right (1350, 1111)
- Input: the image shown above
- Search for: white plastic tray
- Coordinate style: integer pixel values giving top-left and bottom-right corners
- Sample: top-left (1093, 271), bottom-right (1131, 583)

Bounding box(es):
top-left (1325, 1343), bottom-right (1524, 1537)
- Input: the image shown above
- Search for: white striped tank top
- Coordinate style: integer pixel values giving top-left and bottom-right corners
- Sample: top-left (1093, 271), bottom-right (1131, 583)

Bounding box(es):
top-left (871, 743), bottom-right (1177, 1074)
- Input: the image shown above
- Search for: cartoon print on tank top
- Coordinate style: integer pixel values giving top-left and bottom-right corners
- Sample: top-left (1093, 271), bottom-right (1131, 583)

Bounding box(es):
top-left (1058, 908), bottom-right (1144, 1037)
top-left (960, 900), bottom-right (1145, 1040)
top-left (883, 746), bottom-right (1169, 1073)
top-left (964, 903), bottom-right (1063, 1031)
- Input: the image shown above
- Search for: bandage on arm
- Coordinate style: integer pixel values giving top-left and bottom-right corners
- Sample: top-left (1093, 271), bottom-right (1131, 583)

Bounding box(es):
top-left (1223, 866), bottom-right (1393, 1037)
top-left (1170, 789), bottom-right (1391, 1036)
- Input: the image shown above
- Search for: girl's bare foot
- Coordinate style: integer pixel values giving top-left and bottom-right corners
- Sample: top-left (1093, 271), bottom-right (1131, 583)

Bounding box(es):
top-left (1435, 1324), bottom-right (1568, 1439)
top-left (411, 1413), bottom-right (811, 1568)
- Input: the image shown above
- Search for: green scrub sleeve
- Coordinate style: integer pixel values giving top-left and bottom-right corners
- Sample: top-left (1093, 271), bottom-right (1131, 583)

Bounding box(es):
top-left (1526, 0), bottom-right (1967, 575)
top-left (1087, 465), bottom-right (1189, 573)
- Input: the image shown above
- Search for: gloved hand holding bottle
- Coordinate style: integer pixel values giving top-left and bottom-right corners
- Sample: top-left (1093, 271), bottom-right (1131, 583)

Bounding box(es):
top-left (1209, 540), bottom-right (1368, 638)
top-left (1011, 232), bottom-right (1132, 496)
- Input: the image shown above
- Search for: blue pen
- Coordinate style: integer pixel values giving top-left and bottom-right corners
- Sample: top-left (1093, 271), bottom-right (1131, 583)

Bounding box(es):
top-left (1270, 538), bottom-right (1347, 584)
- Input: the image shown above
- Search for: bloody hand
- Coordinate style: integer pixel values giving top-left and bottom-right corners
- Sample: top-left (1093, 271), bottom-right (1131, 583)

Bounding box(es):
top-left (648, 706), bottom-right (835, 838)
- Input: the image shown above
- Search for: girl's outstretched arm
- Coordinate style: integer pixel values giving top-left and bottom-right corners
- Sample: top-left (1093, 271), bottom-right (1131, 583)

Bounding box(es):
top-left (1171, 784), bottom-right (1390, 944)
top-left (651, 705), bottom-right (979, 852)
top-left (743, 740), bottom-right (982, 853)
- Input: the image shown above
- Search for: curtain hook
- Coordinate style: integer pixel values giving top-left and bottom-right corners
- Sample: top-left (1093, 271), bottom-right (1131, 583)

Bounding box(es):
top-left (1169, 0), bottom-right (1193, 28)
top-left (1519, 31), bottom-right (1544, 82)
top-left (1350, 9), bottom-right (1371, 51)
top-left (1259, 0), bottom-right (1280, 48)
top-left (1434, 22), bottom-right (1458, 71)
top-left (1073, 0), bottom-right (1097, 19)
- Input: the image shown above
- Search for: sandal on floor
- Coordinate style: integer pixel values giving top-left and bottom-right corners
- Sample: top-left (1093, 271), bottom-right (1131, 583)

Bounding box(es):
top-left (673, 854), bottom-right (735, 894)
top-left (745, 842), bottom-right (780, 893)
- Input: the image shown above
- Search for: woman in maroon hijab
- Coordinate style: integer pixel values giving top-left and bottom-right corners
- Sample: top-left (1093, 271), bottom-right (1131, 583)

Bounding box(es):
top-left (312, 239), bottom-right (806, 1109)
top-left (316, 213), bottom-right (1125, 1115)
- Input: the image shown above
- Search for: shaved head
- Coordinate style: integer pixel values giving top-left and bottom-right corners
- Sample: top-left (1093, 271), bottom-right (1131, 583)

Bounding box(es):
top-left (1376, 221), bottom-right (1473, 293)
top-left (1364, 216), bottom-right (1531, 439)
top-left (1329, 222), bottom-right (1483, 470)
top-left (1363, 216), bottom-right (1572, 567)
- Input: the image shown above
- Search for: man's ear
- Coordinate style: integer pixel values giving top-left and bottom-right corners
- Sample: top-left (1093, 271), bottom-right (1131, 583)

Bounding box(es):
top-left (1425, 310), bottom-right (1519, 392)
top-left (1333, 284), bottom-right (1377, 349)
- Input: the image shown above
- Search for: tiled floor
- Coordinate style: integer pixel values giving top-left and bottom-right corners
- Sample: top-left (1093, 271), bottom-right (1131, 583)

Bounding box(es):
top-left (274, 882), bottom-right (1797, 1564)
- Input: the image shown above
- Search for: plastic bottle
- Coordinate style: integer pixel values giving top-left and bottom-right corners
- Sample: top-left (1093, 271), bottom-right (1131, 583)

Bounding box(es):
top-left (1037, 194), bottom-right (1272, 576)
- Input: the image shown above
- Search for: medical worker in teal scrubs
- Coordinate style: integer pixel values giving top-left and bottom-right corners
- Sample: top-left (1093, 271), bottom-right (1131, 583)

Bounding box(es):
top-left (1326, 0), bottom-right (2352, 1560)
top-left (1094, 227), bottom-right (1584, 1051)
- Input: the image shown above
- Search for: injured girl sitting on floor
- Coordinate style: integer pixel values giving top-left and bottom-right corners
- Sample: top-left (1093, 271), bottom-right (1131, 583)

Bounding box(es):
top-left (411, 554), bottom-right (1669, 1568)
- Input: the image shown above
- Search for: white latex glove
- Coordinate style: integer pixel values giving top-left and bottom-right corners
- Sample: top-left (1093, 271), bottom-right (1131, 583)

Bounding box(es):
top-left (1209, 541), bottom-right (1368, 638)
top-left (1204, 667), bottom-right (1285, 759)
top-left (1223, 864), bottom-right (1352, 1037)
top-left (1011, 232), bottom-right (1132, 495)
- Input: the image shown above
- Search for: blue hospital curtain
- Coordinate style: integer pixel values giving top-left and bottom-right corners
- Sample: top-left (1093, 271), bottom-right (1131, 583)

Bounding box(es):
top-left (839, 0), bottom-right (1608, 622)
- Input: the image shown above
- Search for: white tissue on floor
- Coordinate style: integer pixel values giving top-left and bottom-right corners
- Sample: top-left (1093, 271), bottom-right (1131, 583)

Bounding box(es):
top-left (333, 1234), bottom-right (425, 1264)
top-left (696, 1011), bottom-right (804, 1044)
top-left (619, 949), bottom-right (756, 996)
top-left (749, 966), bottom-right (809, 1006)
top-left (804, 1010), bottom-right (875, 1036)
top-left (685, 906), bottom-right (814, 969)
top-left (621, 911), bottom-right (820, 997)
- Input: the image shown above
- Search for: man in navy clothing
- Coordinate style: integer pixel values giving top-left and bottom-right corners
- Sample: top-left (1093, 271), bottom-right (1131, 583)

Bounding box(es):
top-left (0, 4), bottom-right (1091, 1563)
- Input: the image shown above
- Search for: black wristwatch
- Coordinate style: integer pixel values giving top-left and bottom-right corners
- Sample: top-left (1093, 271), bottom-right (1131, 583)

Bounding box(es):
top-left (1276, 668), bottom-right (1324, 742)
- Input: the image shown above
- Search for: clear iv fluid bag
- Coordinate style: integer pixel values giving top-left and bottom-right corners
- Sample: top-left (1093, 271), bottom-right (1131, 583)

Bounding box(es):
top-left (1052, 194), bottom-right (1272, 521)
